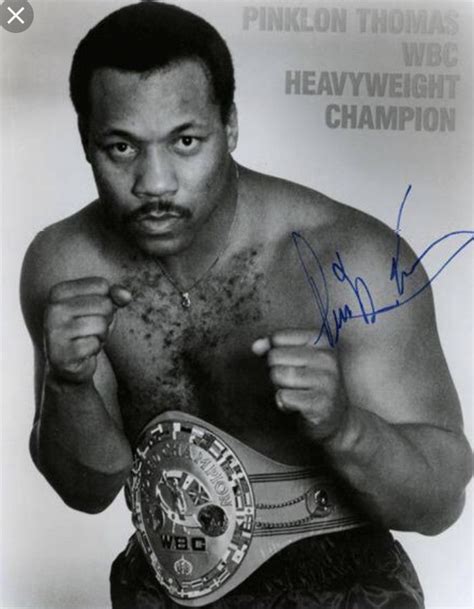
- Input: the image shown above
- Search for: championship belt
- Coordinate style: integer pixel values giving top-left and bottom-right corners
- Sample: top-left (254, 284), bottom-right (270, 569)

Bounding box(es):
top-left (130, 411), bottom-right (366, 606)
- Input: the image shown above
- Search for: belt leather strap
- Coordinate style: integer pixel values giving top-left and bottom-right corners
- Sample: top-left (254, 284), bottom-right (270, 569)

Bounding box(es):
top-left (130, 411), bottom-right (366, 606)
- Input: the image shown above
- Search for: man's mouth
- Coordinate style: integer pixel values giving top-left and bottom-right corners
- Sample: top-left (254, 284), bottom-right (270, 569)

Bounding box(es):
top-left (133, 212), bottom-right (184, 236)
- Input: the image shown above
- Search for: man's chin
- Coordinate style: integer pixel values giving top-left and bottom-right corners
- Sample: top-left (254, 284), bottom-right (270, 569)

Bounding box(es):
top-left (131, 232), bottom-right (191, 258)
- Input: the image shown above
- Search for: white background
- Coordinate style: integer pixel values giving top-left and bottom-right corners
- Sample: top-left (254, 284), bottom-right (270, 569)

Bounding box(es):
top-left (1, 1), bottom-right (472, 607)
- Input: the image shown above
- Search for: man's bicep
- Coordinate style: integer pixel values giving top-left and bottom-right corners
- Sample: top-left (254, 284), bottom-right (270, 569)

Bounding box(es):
top-left (339, 281), bottom-right (462, 431)
top-left (21, 233), bottom-right (52, 423)
top-left (21, 231), bottom-right (124, 430)
top-left (32, 348), bottom-right (46, 424)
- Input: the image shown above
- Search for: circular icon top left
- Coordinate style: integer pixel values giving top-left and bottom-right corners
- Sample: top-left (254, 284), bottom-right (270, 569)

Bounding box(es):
top-left (1, 0), bottom-right (34, 33)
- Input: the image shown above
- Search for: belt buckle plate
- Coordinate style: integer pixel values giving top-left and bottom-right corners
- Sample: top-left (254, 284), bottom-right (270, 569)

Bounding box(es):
top-left (131, 418), bottom-right (256, 601)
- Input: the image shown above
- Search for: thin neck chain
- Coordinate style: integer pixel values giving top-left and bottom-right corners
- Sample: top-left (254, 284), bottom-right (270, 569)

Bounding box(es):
top-left (154, 163), bottom-right (240, 309)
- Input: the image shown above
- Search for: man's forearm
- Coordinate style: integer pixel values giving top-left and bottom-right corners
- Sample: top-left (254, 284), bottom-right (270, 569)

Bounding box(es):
top-left (322, 407), bottom-right (473, 534)
top-left (31, 373), bottom-right (133, 513)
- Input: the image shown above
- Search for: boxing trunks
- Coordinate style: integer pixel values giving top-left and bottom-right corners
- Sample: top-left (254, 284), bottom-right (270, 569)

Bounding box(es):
top-left (110, 529), bottom-right (425, 609)
top-left (124, 411), bottom-right (417, 607)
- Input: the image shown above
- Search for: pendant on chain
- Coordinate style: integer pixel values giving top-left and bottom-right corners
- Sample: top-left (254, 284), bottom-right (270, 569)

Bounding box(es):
top-left (181, 292), bottom-right (192, 309)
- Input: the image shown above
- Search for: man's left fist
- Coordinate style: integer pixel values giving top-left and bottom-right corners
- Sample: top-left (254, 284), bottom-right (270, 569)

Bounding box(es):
top-left (252, 330), bottom-right (349, 441)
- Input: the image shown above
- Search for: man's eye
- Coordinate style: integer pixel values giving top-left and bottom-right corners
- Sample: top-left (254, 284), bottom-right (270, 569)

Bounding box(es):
top-left (108, 142), bottom-right (136, 157)
top-left (175, 137), bottom-right (200, 153)
top-left (115, 143), bottom-right (129, 152)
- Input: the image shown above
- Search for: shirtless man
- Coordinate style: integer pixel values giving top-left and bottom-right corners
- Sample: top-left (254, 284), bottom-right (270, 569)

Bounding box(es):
top-left (20, 3), bottom-right (472, 608)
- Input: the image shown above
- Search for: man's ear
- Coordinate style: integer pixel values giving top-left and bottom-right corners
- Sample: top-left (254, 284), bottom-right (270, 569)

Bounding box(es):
top-left (225, 104), bottom-right (238, 153)
top-left (78, 116), bottom-right (91, 164)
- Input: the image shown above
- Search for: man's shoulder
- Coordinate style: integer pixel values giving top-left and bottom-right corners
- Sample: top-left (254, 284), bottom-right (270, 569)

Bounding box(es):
top-left (20, 202), bottom-right (107, 329)
top-left (244, 168), bottom-right (334, 222)
top-left (245, 169), bottom-right (429, 318)
top-left (22, 201), bottom-right (104, 285)
top-left (245, 168), bottom-right (396, 258)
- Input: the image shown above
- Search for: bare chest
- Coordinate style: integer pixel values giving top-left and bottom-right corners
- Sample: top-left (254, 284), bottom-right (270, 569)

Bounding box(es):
top-left (106, 248), bottom-right (279, 443)
top-left (102, 240), bottom-right (330, 466)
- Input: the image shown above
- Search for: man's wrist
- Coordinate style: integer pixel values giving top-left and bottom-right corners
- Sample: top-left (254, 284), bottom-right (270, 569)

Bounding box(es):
top-left (321, 406), bottom-right (365, 455)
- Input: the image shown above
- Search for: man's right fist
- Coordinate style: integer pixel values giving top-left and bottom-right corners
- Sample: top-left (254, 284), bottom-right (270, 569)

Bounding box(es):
top-left (44, 277), bottom-right (132, 383)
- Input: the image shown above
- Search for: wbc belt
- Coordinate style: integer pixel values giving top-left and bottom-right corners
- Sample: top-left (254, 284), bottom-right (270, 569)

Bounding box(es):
top-left (130, 411), bottom-right (366, 607)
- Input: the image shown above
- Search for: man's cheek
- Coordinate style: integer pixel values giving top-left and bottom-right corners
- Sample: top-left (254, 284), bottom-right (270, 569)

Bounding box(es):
top-left (95, 166), bottom-right (130, 197)
top-left (95, 177), bottom-right (131, 221)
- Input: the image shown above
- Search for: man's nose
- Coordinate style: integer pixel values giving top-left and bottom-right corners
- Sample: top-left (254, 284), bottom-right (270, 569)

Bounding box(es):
top-left (132, 149), bottom-right (178, 198)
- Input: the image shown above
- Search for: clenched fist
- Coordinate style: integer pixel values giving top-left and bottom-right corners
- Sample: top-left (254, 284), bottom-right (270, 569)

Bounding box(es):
top-left (252, 330), bottom-right (349, 442)
top-left (44, 277), bottom-right (132, 383)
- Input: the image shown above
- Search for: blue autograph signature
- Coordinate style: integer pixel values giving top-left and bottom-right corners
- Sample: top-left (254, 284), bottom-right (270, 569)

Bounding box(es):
top-left (292, 185), bottom-right (474, 348)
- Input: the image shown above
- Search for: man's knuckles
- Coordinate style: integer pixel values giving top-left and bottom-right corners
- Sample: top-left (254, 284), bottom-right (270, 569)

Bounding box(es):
top-left (270, 329), bottom-right (315, 347)
top-left (270, 365), bottom-right (315, 388)
top-left (267, 346), bottom-right (307, 367)
top-left (51, 294), bottom-right (115, 315)
top-left (73, 336), bottom-right (102, 357)
top-left (48, 277), bottom-right (110, 303)
top-left (68, 315), bottom-right (111, 338)
top-left (45, 319), bottom-right (107, 373)
top-left (45, 297), bottom-right (115, 333)
top-left (48, 334), bottom-right (101, 361)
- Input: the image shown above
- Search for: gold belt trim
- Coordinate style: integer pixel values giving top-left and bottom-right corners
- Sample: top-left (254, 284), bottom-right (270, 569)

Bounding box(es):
top-left (130, 411), bottom-right (366, 606)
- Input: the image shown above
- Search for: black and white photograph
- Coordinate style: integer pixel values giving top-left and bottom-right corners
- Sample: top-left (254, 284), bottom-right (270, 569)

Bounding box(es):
top-left (1, 1), bottom-right (473, 608)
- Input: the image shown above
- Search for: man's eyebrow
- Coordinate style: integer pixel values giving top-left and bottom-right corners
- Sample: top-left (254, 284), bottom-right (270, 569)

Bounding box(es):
top-left (169, 121), bottom-right (209, 134)
top-left (95, 121), bottom-right (210, 140)
top-left (96, 128), bottom-right (140, 140)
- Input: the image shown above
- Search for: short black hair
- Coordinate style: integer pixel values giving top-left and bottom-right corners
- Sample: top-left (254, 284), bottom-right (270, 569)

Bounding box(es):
top-left (69, 2), bottom-right (235, 123)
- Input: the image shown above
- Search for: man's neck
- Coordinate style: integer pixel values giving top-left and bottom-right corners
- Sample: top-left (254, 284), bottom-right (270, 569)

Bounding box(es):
top-left (157, 162), bottom-right (240, 287)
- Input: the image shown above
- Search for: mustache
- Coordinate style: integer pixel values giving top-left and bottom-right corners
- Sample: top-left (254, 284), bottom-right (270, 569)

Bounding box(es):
top-left (124, 200), bottom-right (192, 224)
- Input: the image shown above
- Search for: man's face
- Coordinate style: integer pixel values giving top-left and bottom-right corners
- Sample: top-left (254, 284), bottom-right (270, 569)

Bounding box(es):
top-left (84, 60), bottom-right (237, 257)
